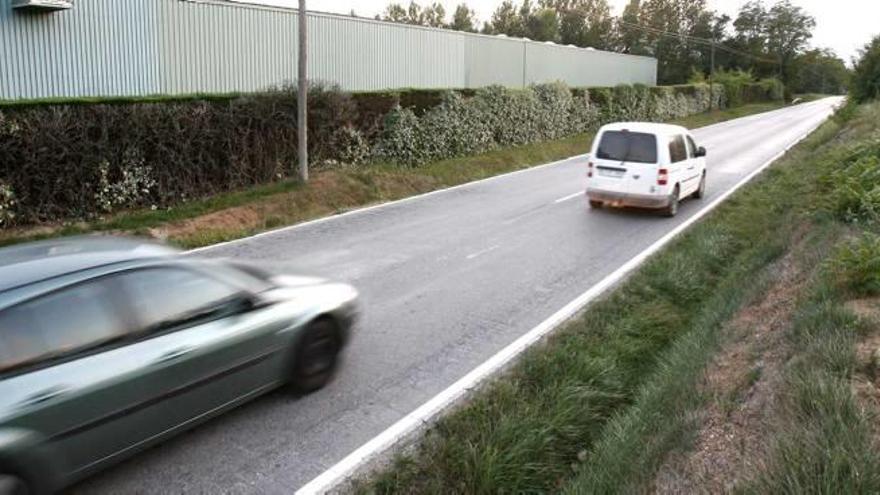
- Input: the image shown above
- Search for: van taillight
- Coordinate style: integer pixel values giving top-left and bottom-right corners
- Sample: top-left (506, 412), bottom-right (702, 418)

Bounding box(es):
top-left (587, 161), bottom-right (594, 178)
top-left (657, 168), bottom-right (669, 185)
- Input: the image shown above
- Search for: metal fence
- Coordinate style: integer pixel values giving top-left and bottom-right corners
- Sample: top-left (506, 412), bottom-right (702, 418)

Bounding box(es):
top-left (0, 0), bottom-right (657, 100)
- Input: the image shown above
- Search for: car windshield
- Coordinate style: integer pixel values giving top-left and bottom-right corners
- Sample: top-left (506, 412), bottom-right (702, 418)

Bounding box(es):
top-left (596, 131), bottom-right (658, 164)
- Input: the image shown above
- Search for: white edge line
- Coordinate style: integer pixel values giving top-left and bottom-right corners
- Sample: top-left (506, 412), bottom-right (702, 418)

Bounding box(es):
top-left (187, 154), bottom-right (590, 254)
top-left (295, 106), bottom-right (836, 495)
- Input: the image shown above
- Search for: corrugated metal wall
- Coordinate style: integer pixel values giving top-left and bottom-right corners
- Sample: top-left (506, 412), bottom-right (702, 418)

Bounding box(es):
top-left (0, 0), bottom-right (657, 100)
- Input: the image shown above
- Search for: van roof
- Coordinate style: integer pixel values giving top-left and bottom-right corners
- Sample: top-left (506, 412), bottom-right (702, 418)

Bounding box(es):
top-left (598, 122), bottom-right (689, 136)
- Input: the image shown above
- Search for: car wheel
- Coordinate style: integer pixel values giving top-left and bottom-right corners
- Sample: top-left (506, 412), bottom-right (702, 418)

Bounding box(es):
top-left (664, 186), bottom-right (680, 217)
top-left (0, 474), bottom-right (29, 495)
top-left (289, 319), bottom-right (342, 394)
top-left (693, 173), bottom-right (707, 199)
top-left (588, 200), bottom-right (603, 209)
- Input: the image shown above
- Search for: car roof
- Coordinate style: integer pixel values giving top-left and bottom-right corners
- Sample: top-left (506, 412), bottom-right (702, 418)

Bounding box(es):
top-left (598, 122), bottom-right (690, 136)
top-left (0, 236), bottom-right (178, 293)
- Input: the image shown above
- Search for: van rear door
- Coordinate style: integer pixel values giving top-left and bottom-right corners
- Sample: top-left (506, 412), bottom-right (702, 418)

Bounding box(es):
top-left (592, 130), bottom-right (659, 196)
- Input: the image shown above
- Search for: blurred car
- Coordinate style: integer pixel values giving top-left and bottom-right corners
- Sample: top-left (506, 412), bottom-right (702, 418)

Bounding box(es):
top-left (0, 237), bottom-right (358, 494)
top-left (586, 122), bottom-right (707, 217)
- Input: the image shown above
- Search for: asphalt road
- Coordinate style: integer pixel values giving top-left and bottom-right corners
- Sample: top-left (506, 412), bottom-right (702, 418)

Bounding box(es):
top-left (73, 98), bottom-right (841, 494)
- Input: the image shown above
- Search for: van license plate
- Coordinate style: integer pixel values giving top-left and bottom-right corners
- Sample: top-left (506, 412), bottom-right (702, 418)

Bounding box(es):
top-left (598, 168), bottom-right (625, 178)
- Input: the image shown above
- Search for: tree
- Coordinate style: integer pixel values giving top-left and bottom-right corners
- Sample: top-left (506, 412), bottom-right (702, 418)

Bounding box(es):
top-left (851, 35), bottom-right (880, 103)
top-left (791, 49), bottom-right (849, 95)
top-left (525, 7), bottom-right (560, 41)
top-left (381, 3), bottom-right (409, 23)
top-left (727, 1), bottom-right (772, 75)
top-left (615, 0), bottom-right (647, 54)
top-left (637, 0), bottom-right (719, 84)
top-left (765, 0), bottom-right (815, 85)
top-left (450, 4), bottom-right (477, 32)
top-left (381, 1), bottom-right (446, 28)
top-left (486, 1), bottom-right (524, 36)
top-left (422, 3), bottom-right (447, 28)
top-left (551, 0), bottom-right (614, 49)
top-left (407, 1), bottom-right (422, 24)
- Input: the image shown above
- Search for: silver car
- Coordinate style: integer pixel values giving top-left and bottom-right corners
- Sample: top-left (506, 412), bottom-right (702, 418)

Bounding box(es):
top-left (0, 237), bottom-right (358, 494)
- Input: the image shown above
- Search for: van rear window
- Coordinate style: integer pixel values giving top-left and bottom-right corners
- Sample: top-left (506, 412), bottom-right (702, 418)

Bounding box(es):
top-left (596, 131), bottom-right (658, 164)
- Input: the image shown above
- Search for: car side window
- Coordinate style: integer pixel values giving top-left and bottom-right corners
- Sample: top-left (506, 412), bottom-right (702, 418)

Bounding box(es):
top-left (686, 135), bottom-right (699, 158)
top-left (0, 281), bottom-right (129, 374)
top-left (115, 267), bottom-right (242, 334)
top-left (669, 135), bottom-right (688, 163)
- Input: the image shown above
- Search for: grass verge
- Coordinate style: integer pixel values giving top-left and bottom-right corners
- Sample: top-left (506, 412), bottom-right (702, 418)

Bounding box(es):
top-left (0, 102), bottom-right (785, 249)
top-left (355, 104), bottom-right (880, 493)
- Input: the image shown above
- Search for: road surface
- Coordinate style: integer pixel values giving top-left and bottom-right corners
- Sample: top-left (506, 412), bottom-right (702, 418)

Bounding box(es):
top-left (73, 98), bottom-right (841, 494)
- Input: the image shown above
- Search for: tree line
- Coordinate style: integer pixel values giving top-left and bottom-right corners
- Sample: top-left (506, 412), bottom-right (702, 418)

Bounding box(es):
top-left (375, 0), bottom-right (850, 94)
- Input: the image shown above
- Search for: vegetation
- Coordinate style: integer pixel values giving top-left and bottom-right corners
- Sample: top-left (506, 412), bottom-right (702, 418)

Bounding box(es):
top-left (375, 0), bottom-right (848, 91)
top-left (0, 102), bottom-right (783, 249)
top-left (851, 35), bottom-right (880, 103)
top-left (790, 48), bottom-right (851, 96)
top-left (355, 101), bottom-right (880, 493)
top-left (742, 104), bottom-right (880, 490)
top-left (0, 80), bottom-right (785, 229)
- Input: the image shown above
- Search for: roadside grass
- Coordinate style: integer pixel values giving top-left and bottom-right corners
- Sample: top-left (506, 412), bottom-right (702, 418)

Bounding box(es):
top-left (737, 104), bottom-right (880, 493)
top-left (738, 280), bottom-right (880, 494)
top-left (355, 103), bottom-right (835, 494)
top-left (0, 101), bottom-right (786, 249)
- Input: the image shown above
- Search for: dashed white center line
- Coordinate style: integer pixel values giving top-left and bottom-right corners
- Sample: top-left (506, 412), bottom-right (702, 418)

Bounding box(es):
top-left (466, 245), bottom-right (500, 260)
top-left (554, 191), bottom-right (583, 204)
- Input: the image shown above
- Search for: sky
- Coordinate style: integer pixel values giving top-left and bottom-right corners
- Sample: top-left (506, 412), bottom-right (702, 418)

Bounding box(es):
top-left (238, 0), bottom-right (879, 63)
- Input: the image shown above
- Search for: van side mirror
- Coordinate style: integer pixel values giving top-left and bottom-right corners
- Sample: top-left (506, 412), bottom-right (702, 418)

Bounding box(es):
top-left (695, 146), bottom-right (707, 158)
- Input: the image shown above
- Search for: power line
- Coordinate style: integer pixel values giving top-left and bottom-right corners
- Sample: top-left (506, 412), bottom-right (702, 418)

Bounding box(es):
top-left (616, 20), bottom-right (780, 65)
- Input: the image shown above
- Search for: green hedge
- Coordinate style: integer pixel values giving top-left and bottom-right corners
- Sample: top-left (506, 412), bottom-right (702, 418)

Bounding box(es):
top-left (0, 81), bottom-right (775, 227)
top-left (374, 83), bottom-right (725, 166)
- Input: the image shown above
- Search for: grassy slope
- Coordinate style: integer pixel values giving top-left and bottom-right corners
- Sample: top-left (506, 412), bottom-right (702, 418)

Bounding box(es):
top-left (356, 103), bottom-right (875, 493)
top-left (0, 102), bottom-right (784, 249)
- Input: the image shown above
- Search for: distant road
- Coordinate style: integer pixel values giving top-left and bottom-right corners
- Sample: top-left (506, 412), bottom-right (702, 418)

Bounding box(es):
top-left (74, 97), bottom-right (842, 494)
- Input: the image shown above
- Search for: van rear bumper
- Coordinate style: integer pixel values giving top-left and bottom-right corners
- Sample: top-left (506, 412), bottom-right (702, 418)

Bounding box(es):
top-left (586, 188), bottom-right (670, 209)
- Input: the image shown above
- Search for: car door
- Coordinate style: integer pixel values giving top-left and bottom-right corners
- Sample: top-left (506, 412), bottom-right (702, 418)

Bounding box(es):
top-left (0, 277), bottom-right (166, 482)
top-left (669, 134), bottom-right (697, 196)
top-left (687, 134), bottom-right (706, 182)
top-left (111, 266), bottom-right (290, 440)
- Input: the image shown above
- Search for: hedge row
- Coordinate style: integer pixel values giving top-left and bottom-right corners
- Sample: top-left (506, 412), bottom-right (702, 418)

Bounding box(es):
top-left (374, 83), bottom-right (725, 166)
top-left (0, 81), bottom-right (779, 227)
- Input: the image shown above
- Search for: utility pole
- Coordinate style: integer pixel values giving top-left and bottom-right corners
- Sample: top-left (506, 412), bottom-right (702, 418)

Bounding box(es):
top-left (709, 35), bottom-right (716, 111)
top-left (297, 0), bottom-right (309, 182)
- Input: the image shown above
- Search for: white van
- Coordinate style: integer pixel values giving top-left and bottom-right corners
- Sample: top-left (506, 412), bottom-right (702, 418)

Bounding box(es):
top-left (586, 123), bottom-right (707, 217)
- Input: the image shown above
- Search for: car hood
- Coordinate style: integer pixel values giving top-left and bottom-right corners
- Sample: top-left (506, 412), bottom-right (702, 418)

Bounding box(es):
top-left (268, 274), bottom-right (329, 288)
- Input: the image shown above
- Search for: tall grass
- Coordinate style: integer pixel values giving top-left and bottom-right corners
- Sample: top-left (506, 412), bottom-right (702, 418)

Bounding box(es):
top-left (740, 284), bottom-right (880, 493)
top-left (740, 103), bottom-right (880, 493)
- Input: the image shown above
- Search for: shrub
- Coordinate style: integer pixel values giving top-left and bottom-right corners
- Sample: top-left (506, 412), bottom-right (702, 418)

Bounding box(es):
top-left (331, 126), bottom-right (371, 166)
top-left (0, 85), bottom-right (355, 224)
top-left (0, 80), bottom-right (783, 225)
top-left (375, 83), bottom-right (593, 166)
top-left (373, 82), bottom-right (751, 166)
top-left (743, 79), bottom-right (785, 103)
top-left (712, 69), bottom-right (754, 107)
top-left (0, 181), bottom-right (15, 226)
top-left (824, 136), bottom-right (880, 223)
top-left (851, 35), bottom-right (880, 103)
top-left (828, 233), bottom-right (880, 296)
